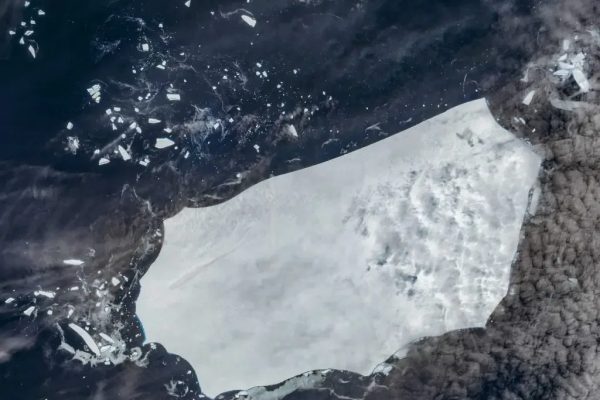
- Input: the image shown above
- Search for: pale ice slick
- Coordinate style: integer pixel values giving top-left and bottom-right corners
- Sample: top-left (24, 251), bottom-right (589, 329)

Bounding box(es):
top-left (137, 99), bottom-right (541, 396)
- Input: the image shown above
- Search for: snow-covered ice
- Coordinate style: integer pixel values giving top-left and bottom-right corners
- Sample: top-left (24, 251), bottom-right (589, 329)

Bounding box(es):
top-left (137, 99), bottom-right (541, 396)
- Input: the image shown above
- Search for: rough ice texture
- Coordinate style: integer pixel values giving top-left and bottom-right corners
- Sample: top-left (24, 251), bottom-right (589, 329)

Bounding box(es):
top-left (137, 99), bottom-right (541, 396)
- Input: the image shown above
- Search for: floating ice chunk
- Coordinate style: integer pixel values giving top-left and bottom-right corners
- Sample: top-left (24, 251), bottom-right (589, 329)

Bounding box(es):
top-left (553, 69), bottom-right (570, 77)
top-left (98, 157), bottom-right (110, 166)
top-left (253, 144), bottom-right (260, 152)
top-left (87, 84), bottom-right (101, 103)
top-left (139, 157), bottom-right (150, 167)
top-left (372, 363), bottom-right (393, 375)
top-left (63, 259), bottom-right (84, 266)
top-left (24, 30), bottom-right (34, 36)
top-left (118, 145), bottom-right (131, 161)
top-left (166, 93), bottom-right (181, 101)
top-left (23, 306), bottom-right (35, 316)
top-left (111, 277), bottom-right (121, 286)
top-left (185, 0), bottom-right (191, 7)
top-left (163, 127), bottom-right (173, 133)
top-left (99, 333), bottom-right (115, 344)
top-left (286, 124), bottom-right (298, 137)
top-left (47, 310), bottom-right (53, 315)
top-left (562, 39), bottom-right (571, 51)
top-left (27, 45), bottom-right (36, 58)
top-left (155, 138), bottom-right (175, 149)
top-left (550, 98), bottom-right (597, 111)
top-left (5, 297), bottom-right (15, 304)
top-left (38, 10), bottom-right (46, 16)
top-left (558, 61), bottom-right (574, 70)
top-left (241, 15), bottom-right (257, 27)
top-left (66, 121), bottom-right (74, 130)
top-left (141, 43), bottom-right (150, 52)
top-left (34, 290), bottom-right (56, 299)
top-left (148, 118), bottom-right (161, 124)
top-left (67, 136), bottom-right (79, 153)
top-left (8, 30), bottom-right (16, 35)
top-left (522, 90), bottom-right (536, 106)
top-left (572, 69), bottom-right (590, 92)
top-left (69, 323), bottom-right (101, 356)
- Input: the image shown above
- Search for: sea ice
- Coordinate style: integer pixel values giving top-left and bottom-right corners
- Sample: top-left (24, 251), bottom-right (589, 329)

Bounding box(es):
top-left (137, 99), bottom-right (541, 396)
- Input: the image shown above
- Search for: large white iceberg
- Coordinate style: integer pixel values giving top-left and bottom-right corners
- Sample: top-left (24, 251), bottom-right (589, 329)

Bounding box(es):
top-left (137, 99), bottom-right (541, 396)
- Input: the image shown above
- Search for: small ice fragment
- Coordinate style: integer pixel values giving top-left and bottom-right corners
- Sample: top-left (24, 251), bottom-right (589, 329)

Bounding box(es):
top-left (155, 138), bottom-right (175, 149)
top-left (66, 121), bottom-right (74, 130)
top-left (558, 61), bottom-right (574, 70)
top-left (163, 127), bottom-right (173, 133)
top-left (185, 0), bottom-right (191, 7)
top-left (99, 157), bottom-right (110, 166)
top-left (24, 1), bottom-right (30, 6)
top-left (69, 323), bottom-right (101, 356)
top-left (99, 333), bottom-right (115, 343)
top-left (141, 43), bottom-right (150, 52)
top-left (553, 69), bottom-right (570, 77)
top-left (24, 30), bottom-right (34, 36)
top-left (139, 158), bottom-right (150, 167)
top-left (148, 118), bottom-right (161, 124)
top-left (38, 10), bottom-right (46, 16)
top-left (572, 69), bottom-right (590, 92)
top-left (166, 93), bottom-right (181, 101)
top-left (522, 90), bottom-right (536, 106)
top-left (213, 122), bottom-right (220, 129)
top-left (67, 308), bottom-right (74, 318)
top-left (118, 145), bottom-right (131, 161)
top-left (253, 144), bottom-right (260, 153)
top-left (23, 306), bottom-right (35, 316)
top-left (47, 309), bottom-right (53, 315)
top-left (105, 108), bottom-right (112, 115)
top-left (184, 151), bottom-right (190, 159)
top-left (558, 54), bottom-right (568, 61)
top-left (286, 124), bottom-right (298, 137)
top-left (562, 39), bottom-right (571, 51)
top-left (27, 45), bottom-right (36, 58)
top-left (19, 37), bottom-right (25, 45)
top-left (156, 64), bottom-right (166, 70)
top-left (372, 363), bottom-right (393, 375)
top-left (5, 297), bottom-right (15, 304)
top-left (8, 30), bottom-right (15, 35)
top-left (550, 98), bottom-right (597, 112)
top-left (67, 136), bottom-right (79, 153)
top-left (34, 290), bottom-right (56, 299)
top-left (241, 15), bottom-right (257, 27)
top-left (63, 259), bottom-right (84, 266)
top-left (111, 277), bottom-right (120, 286)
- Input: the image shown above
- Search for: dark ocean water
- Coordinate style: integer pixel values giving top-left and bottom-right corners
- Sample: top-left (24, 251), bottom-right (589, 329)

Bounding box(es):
top-left (0, 0), bottom-right (566, 399)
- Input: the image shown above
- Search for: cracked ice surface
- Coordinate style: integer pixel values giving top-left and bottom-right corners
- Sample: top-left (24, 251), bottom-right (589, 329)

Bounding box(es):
top-left (137, 99), bottom-right (541, 396)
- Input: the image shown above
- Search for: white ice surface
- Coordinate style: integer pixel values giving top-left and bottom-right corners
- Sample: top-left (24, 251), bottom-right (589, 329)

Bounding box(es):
top-left (137, 99), bottom-right (541, 396)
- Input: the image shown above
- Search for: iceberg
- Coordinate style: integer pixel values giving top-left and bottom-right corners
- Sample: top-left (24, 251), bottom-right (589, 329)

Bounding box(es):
top-left (137, 99), bottom-right (541, 396)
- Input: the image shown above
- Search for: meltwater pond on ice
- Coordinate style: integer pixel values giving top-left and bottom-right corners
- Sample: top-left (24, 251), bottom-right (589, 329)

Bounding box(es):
top-left (137, 99), bottom-right (541, 396)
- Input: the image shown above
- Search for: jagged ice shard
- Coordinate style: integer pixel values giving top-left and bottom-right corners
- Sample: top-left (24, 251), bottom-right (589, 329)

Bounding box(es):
top-left (137, 99), bottom-right (541, 396)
